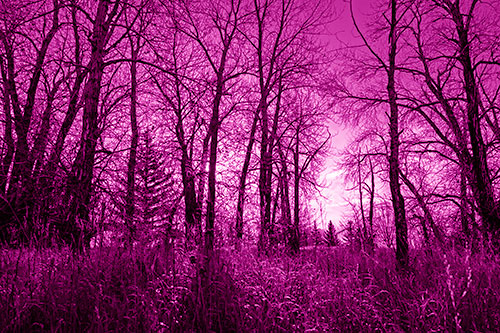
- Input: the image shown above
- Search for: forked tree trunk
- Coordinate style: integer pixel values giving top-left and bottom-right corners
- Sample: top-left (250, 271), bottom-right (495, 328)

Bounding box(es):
top-left (0, 0), bottom-right (60, 244)
top-left (45, 4), bottom-right (86, 176)
top-left (63, 0), bottom-right (119, 251)
top-left (7, 1), bottom-right (59, 199)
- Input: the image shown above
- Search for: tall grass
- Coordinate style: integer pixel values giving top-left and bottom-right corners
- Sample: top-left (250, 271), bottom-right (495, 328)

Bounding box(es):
top-left (1, 243), bottom-right (499, 331)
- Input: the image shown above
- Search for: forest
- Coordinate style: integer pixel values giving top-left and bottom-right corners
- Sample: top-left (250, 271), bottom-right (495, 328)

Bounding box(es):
top-left (0, 0), bottom-right (499, 331)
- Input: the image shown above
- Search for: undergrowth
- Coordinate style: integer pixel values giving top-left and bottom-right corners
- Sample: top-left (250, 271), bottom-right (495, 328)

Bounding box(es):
top-left (1, 243), bottom-right (499, 332)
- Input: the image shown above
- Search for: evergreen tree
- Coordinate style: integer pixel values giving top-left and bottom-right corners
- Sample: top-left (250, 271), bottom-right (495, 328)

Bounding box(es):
top-left (135, 129), bottom-right (175, 243)
top-left (111, 128), bottom-right (176, 246)
top-left (324, 220), bottom-right (339, 247)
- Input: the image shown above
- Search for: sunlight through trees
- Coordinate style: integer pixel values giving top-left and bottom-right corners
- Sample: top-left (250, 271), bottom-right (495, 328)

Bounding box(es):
top-left (0, 0), bottom-right (499, 330)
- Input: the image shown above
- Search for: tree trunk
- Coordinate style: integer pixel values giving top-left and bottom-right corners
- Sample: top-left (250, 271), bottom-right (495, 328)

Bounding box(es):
top-left (446, 0), bottom-right (500, 238)
top-left (460, 167), bottom-right (470, 238)
top-left (63, 0), bottom-right (119, 251)
top-left (205, 80), bottom-right (223, 257)
top-left (0, 60), bottom-right (14, 196)
top-left (180, 150), bottom-right (199, 250)
top-left (124, 39), bottom-right (139, 247)
top-left (258, 98), bottom-right (272, 253)
top-left (290, 126), bottom-right (301, 254)
top-left (357, 153), bottom-right (367, 247)
top-left (8, 1), bottom-right (59, 197)
top-left (45, 4), bottom-right (85, 175)
top-left (235, 110), bottom-right (259, 249)
top-left (400, 170), bottom-right (443, 245)
top-left (0, 1), bottom-right (59, 244)
top-left (0, 57), bottom-right (14, 243)
top-left (278, 142), bottom-right (292, 242)
top-left (167, 43), bottom-right (201, 250)
top-left (388, 0), bottom-right (408, 271)
top-left (196, 130), bottom-right (210, 244)
top-left (367, 156), bottom-right (375, 251)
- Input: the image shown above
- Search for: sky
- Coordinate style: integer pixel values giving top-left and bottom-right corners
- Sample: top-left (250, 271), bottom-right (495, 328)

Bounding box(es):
top-left (325, 0), bottom-right (374, 48)
top-left (312, 122), bottom-right (355, 230)
top-left (312, 0), bottom-right (374, 229)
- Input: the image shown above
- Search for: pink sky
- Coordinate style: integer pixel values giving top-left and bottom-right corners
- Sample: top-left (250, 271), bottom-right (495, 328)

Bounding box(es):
top-left (313, 0), bottom-right (374, 229)
top-left (311, 0), bottom-right (382, 229)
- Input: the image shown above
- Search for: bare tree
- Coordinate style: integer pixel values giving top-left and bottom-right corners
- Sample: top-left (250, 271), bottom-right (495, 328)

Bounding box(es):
top-left (239, 0), bottom-right (327, 253)
top-left (350, 0), bottom-right (409, 269)
top-left (123, 1), bottom-right (151, 247)
top-left (0, 0), bottom-right (61, 244)
top-left (433, 0), bottom-right (500, 239)
top-left (398, 0), bottom-right (500, 245)
top-left (63, 0), bottom-right (123, 250)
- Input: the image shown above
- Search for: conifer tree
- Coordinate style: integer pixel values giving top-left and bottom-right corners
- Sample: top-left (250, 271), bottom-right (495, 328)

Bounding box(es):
top-left (125, 128), bottom-right (175, 245)
top-left (324, 221), bottom-right (339, 247)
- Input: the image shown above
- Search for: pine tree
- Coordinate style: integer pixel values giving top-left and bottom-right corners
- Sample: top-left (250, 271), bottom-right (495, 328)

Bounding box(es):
top-left (132, 129), bottom-right (175, 244)
top-left (324, 220), bottom-right (339, 247)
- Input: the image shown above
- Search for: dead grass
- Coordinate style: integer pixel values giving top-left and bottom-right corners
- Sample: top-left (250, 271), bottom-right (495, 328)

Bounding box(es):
top-left (1, 243), bottom-right (499, 331)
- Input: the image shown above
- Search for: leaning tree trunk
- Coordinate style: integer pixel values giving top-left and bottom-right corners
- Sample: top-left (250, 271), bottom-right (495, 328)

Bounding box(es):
top-left (235, 110), bottom-right (259, 250)
top-left (400, 171), bottom-right (443, 245)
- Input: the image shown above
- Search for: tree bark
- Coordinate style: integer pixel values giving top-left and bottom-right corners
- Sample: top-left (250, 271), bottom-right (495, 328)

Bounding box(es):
top-left (400, 170), bottom-right (443, 245)
top-left (124, 37), bottom-right (139, 247)
top-left (445, 0), bottom-right (500, 237)
top-left (388, 0), bottom-right (408, 271)
top-left (0, 59), bottom-right (14, 195)
top-left (290, 124), bottom-right (301, 254)
top-left (63, 0), bottom-right (120, 251)
top-left (235, 110), bottom-right (259, 249)
top-left (278, 142), bottom-right (292, 241)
